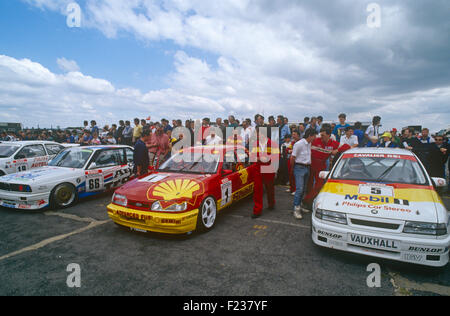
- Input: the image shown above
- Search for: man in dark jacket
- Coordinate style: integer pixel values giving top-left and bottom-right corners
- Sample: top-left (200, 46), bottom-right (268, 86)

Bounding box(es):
top-left (432, 135), bottom-right (449, 179)
top-left (133, 128), bottom-right (150, 176)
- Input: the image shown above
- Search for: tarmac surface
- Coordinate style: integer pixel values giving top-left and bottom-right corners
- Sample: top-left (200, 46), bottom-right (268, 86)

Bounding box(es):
top-left (0, 186), bottom-right (449, 296)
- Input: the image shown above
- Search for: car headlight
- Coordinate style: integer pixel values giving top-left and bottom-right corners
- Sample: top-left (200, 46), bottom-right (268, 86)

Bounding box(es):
top-left (151, 201), bottom-right (163, 211)
top-left (403, 221), bottom-right (447, 236)
top-left (112, 193), bottom-right (127, 207)
top-left (151, 201), bottom-right (187, 212)
top-left (315, 209), bottom-right (348, 225)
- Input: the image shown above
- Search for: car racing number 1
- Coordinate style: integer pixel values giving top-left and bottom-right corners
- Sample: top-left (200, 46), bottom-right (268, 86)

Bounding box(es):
top-left (220, 180), bottom-right (232, 207)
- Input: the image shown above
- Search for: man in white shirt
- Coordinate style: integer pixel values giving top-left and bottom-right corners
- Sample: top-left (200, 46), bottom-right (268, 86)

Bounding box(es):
top-left (365, 116), bottom-right (381, 140)
top-left (290, 128), bottom-right (318, 220)
top-left (205, 128), bottom-right (223, 146)
top-left (340, 126), bottom-right (359, 149)
top-left (240, 119), bottom-right (253, 148)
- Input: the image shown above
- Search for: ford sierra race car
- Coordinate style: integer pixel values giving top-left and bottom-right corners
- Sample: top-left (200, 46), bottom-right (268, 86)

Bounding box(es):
top-left (107, 145), bottom-right (257, 234)
top-left (0, 141), bottom-right (72, 176)
top-left (312, 148), bottom-right (450, 267)
top-left (0, 145), bottom-right (134, 210)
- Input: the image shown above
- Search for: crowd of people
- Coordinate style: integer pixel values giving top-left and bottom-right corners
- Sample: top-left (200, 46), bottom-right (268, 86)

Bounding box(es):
top-left (1, 114), bottom-right (449, 219)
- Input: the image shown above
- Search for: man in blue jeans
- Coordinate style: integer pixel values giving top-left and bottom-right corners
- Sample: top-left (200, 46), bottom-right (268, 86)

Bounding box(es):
top-left (290, 128), bottom-right (318, 220)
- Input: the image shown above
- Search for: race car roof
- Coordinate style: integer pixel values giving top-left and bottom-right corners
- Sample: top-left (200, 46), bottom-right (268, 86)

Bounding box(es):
top-left (79, 145), bottom-right (133, 150)
top-left (344, 147), bottom-right (415, 156)
top-left (0, 140), bottom-right (61, 146)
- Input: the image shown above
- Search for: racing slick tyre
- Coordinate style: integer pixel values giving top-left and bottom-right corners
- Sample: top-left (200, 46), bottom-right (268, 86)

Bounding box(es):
top-left (197, 196), bottom-right (217, 233)
top-left (50, 183), bottom-right (78, 209)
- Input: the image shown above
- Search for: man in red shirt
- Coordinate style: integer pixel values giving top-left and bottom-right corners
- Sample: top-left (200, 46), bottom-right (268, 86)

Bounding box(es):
top-left (303, 126), bottom-right (350, 210)
top-left (250, 126), bottom-right (280, 218)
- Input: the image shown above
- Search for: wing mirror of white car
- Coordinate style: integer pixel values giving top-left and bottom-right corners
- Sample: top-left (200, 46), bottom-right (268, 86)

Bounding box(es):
top-left (89, 162), bottom-right (97, 170)
top-left (319, 171), bottom-right (330, 180)
top-left (431, 177), bottom-right (447, 188)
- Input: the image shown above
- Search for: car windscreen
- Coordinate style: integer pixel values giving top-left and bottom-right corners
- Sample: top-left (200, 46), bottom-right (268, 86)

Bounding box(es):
top-left (158, 152), bottom-right (219, 174)
top-left (331, 154), bottom-right (429, 185)
top-left (0, 145), bottom-right (20, 158)
top-left (49, 148), bottom-right (94, 169)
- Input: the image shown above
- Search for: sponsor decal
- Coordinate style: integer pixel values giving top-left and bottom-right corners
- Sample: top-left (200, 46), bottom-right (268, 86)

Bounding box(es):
top-left (343, 153), bottom-right (417, 161)
top-left (407, 246), bottom-right (445, 254)
top-left (30, 162), bottom-right (48, 168)
top-left (239, 168), bottom-right (249, 185)
top-left (344, 194), bottom-right (410, 208)
top-left (153, 179), bottom-right (200, 201)
top-left (342, 200), bottom-right (412, 213)
top-left (147, 178), bottom-right (205, 210)
top-left (403, 254), bottom-right (424, 262)
top-left (317, 230), bottom-right (343, 240)
top-left (232, 183), bottom-right (254, 202)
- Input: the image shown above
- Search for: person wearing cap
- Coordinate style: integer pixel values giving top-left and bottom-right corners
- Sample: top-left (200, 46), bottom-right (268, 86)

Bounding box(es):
top-left (391, 128), bottom-right (402, 148)
top-left (379, 132), bottom-right (398, 148)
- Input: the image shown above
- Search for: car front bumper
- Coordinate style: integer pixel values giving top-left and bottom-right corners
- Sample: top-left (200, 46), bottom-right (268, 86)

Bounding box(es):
top-left (312, 216), bottom-right (450, 267)
top-left (0, 190), bottom-right (50, 210)
top-left (107, 203), bottom-right (199, 234)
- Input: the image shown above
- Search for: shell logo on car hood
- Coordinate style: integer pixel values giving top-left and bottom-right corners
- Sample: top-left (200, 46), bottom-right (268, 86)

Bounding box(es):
top-left (147, 178), bottom-right (205, 208)
top-left (152, 179), bottom-right (200, 200)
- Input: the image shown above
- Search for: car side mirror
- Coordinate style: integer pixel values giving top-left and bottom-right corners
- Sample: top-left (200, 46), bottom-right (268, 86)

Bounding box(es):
top-left (431, 177), bottom-right (446, 188)
top-left (319, 171), bottom-right (330, 180)
top-left (89, 162), bottom-right (97, 169)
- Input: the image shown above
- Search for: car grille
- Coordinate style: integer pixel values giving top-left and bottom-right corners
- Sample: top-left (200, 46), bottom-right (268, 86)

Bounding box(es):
top-left (0, 182), bottom-right (10, 191)
top-left (0, 182), bottom-right (32, 193)
top-left (127, 200), bottom-right (151, 210)
top-left (350, 218), bottom-right (400, 230)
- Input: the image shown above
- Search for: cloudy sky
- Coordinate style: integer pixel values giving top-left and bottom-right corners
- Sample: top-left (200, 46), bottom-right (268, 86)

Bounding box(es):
top-left (0, 0), bottom-right (449, 131)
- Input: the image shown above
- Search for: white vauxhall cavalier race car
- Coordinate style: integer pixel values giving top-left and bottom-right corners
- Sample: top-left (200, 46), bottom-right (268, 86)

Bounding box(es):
top-left (312, 148), bottom-right (449, 267)
top-left (0, 141), bottom-right (73, 176)
top-left (0, 146), bottom-right (134, 210)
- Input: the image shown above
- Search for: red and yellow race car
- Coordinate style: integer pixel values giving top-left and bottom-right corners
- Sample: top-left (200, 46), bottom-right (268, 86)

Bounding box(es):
top-left (107, 145), bottom-right (257, 234)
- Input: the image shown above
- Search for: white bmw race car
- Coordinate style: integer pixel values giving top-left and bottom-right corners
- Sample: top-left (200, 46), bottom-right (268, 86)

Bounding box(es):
top-left (0, 141), bottom-right (73, 176)
top-left (0, 145), bottom-right (135, 210)
top-left (312, 148), bottom-right (450, 267)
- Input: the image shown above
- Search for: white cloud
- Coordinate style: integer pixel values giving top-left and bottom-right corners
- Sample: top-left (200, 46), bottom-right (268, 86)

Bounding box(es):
top-left (57, 57), bottom-right (80, 73)
top-left (0, 55), bottom-right (228, 128)
top-left (11, 0), bottom-right (450, 131)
